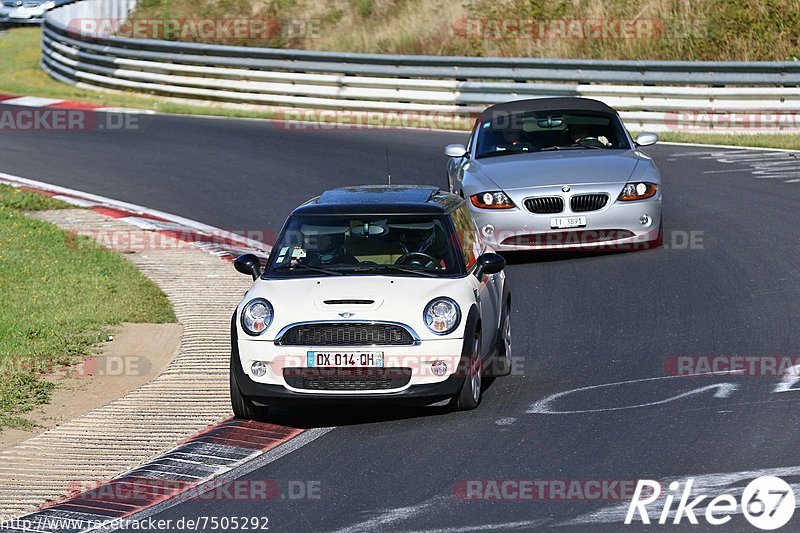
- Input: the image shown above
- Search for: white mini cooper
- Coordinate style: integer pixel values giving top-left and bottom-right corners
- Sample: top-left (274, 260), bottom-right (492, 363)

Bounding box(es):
top-left (230, 185), bottom-right (511, 418)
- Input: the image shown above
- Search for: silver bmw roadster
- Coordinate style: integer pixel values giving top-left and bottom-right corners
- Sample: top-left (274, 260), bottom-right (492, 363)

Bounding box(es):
top-left (445, 97), bottom-right (662, 251)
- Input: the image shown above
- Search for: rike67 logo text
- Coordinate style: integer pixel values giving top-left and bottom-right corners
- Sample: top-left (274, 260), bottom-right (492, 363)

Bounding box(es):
top-left (626, 476), bottom-right (795, 530)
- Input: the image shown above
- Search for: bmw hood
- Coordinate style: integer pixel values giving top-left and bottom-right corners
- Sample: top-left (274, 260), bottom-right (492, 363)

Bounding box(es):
top-left (473, 150), bottom-right (641, 190)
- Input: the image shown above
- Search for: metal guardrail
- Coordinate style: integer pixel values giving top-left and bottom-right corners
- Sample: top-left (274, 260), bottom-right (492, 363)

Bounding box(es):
top-left (41, 0), bottom-right (800, 132)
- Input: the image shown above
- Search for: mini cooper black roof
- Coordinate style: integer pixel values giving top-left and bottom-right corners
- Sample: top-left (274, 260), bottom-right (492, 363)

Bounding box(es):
top-left (292, 185), bottom-right (464, 216)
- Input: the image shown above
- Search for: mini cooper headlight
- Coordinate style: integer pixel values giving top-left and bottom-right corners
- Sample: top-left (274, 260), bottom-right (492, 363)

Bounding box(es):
top-left (424, 297), bottom-right (461, 335)
top-left (618, 182), bottom-right (658, 201)
top-left (470, 191), bottom-right (516, 209)
top-left (241, 298), bottom-right (273, 336)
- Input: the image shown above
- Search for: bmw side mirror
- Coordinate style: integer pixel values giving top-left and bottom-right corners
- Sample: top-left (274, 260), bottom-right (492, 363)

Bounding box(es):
top-left (475, 252), bottom-right (505, 278)
top-left (635, 132), bottom-right (658, 147)
top-left (444, 144), bottom-right (468, 158)
top-left (234, 253), bottom-right (262, 280)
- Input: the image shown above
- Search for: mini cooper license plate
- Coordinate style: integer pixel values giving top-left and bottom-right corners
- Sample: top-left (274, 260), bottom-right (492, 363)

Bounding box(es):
top-left (550, 216), bottom-right (587, 229)
top-left (307, 352), bottom-right (384, 368)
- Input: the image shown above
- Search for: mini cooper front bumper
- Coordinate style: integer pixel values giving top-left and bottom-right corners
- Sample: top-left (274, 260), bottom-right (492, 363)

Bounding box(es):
top-left (232, 324), bottom-right (471, 406)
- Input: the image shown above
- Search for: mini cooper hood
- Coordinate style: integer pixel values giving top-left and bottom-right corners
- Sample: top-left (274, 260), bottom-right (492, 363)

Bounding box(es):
top-left (474, 149), bottom-right (641, 190)
top-left (242, 275), bottom-right (473, 339)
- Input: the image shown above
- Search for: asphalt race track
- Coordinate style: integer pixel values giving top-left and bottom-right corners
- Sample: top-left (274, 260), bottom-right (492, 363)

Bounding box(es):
top-left (3, 106), bottom-right (800, 531)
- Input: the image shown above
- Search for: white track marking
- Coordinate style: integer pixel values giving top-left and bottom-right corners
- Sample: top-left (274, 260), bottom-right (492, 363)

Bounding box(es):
top-left (527, 374), bottom-right (740, 415)
top-left (667, 148), bottom-right (800, 182)
top-left (773, 365), bottom-right (800, 393)
top-left (661, 142), bottom-right (800, 154)
top-left (329, 496), bottom-right (450, 533)
top-left (1, 96), bottom-right (64, 107)
top-left (408, 519), bottom-right (550, 532)
top-left (559, 465), bottom-right (800, 526)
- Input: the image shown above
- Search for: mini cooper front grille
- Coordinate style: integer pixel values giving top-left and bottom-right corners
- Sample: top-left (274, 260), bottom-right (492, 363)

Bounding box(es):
top-left (283, 368), bottom-right (412, 391)
top-left (524, 196), bottom-right (564, 214)
top-left (276, 323), bottom-right (416, 346)
top-left (570, 194), bottom-right (609, 212)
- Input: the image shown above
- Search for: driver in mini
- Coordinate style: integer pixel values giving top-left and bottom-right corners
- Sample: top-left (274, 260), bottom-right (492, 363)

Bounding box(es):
top-left (301, 230), bottom-right (358, 267)
top-left (398, 226), bottom-right (446, 269)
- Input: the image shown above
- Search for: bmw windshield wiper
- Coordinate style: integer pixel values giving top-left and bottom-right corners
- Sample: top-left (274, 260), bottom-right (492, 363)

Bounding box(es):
top-left (476, 148), bottom-right (538, 159)
top-left (272, 264), bottom-right (343, 276)
top-left (344, 264), bottom-right (439, 277)
top-left (540, 144), bottom-right (603, 151)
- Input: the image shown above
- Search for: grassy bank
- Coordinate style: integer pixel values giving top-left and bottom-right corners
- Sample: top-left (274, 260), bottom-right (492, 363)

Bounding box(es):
top-left (131, 0), bottom-right (800, 60)
top-left (0, 27), bottom-right (276, 119)
top-left (0, 185), bottom-right (175, 429)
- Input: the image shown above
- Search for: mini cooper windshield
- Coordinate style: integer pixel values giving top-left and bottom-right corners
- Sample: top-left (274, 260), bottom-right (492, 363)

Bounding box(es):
top-left (475, 110), bottom-right (630, 158)
top-left (267, 214), bottom-right (463, 277)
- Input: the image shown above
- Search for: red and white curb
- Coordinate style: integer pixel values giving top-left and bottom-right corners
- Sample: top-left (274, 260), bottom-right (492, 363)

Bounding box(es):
top-left (1, 422), bottom-right (332, 533)
top-left (0, 93), bottom-right (151, 114)
top-left (0, 172), bottom-right (271, 261)
top-left (0, 173), bottom-right (325, 533)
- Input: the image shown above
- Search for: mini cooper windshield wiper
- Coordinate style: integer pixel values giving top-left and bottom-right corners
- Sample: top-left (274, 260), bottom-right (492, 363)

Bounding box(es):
top-left (272, 264), bottom-right (343, 276)
top-left (343, 264), bottom-right (439, 277)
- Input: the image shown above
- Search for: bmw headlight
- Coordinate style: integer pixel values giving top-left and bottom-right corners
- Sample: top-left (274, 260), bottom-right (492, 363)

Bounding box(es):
top-left (618, 182), bottom-right (658, 201)
top-left (470, 191), bottom-right (515, 209)
top-left (241, 298), bottom-right (273, 336)
top-left (424, 297), bottom-right (461, 335)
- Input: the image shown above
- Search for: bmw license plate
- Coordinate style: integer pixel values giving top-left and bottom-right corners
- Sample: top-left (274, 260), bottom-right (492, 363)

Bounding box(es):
top-left (550, 216), bottom-right (587, 229)
top-left (307, 351), bottom-right (384, 368)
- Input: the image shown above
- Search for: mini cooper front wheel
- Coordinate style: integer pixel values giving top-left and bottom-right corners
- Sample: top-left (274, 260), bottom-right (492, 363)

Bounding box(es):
top-left (230, 358), bottom-right (269, 421)
top-left (451, 328), bottom-right (483, 411)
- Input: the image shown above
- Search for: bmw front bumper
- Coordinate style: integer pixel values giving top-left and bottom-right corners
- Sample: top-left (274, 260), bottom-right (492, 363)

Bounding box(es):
top-left (468, 183), bottom-right (662, 251)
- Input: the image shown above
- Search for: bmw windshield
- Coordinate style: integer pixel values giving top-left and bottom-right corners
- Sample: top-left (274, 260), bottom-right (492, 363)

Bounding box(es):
top-left (266, 214), bottom-right (464, 277)
top-left (474, 110), bottom-right (631, 159)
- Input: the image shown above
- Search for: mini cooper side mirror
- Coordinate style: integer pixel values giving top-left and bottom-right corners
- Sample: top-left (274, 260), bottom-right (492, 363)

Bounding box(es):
top-left (234, 253), bottom-right (262, 280)
top-left (475, 252), bottom-right (505, 278)
top-left (444, 143), bottom-right (468, 158)
top-left (635, 132), bottom-right (659, 147)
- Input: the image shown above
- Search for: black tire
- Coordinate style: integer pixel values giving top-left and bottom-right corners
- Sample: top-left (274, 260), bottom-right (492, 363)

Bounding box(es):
top-left (451, 328), bottom-right (483, 411)
top-left (230, 357), bottom-right (269, 421)
top-left (487, 300), bottom-right (512, 377)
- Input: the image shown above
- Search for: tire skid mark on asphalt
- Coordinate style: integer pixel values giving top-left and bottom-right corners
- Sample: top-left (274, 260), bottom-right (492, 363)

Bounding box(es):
top-left (558, 465), bottom-right (800, 526)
